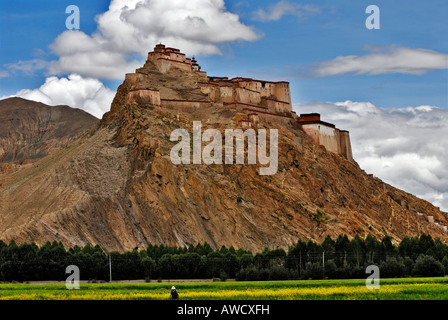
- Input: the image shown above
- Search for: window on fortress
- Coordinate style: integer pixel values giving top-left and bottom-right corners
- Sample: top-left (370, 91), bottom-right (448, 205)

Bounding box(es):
top-left (261, 82), bottom-right (266, 88)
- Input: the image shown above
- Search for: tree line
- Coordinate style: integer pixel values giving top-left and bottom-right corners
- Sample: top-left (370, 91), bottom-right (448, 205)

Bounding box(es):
top-left (1, 234), bottom-right (448, 282)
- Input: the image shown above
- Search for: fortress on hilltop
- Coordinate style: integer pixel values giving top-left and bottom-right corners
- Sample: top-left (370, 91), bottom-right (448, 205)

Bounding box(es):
top-left (299, 114), bottom-right (353, 162)
top-left (125, 44), bottom-right (353, 161)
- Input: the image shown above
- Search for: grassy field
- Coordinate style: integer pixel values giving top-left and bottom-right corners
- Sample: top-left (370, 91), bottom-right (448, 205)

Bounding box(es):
top-left (0, 277), bottom-right (448, 300)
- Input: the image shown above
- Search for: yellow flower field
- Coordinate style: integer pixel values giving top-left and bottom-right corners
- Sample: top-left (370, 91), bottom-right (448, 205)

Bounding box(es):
top-left (0, 278), bottom-right (447, 300)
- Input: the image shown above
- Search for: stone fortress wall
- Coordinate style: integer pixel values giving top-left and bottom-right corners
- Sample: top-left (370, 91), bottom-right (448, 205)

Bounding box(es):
top-left (124, 44), bottom-right (354, 161)
top-left (299, 113), bottom-right (353, 162)
top-left (147, 44), bottom-right (208, 76)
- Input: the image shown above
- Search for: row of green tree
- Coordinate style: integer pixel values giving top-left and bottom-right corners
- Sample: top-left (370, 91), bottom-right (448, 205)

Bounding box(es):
top-left (1, 234), bottom-right (448, 282)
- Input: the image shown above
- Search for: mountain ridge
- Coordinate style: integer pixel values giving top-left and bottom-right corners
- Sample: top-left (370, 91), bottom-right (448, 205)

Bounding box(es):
top-left (0, 97), bottom-right (98, 168)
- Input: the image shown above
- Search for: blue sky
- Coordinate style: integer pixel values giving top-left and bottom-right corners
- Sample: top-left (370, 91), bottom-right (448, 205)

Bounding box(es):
top-left (1, 0), bottom-right (448, 211)
top-left (208, 0), bottom-right (448, 108)
top-left (0, 1), bottom-right (100, 88)
top-left (0, 0), bottom-right (446, 109)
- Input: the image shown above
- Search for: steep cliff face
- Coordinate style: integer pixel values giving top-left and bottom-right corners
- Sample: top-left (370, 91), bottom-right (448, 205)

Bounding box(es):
top-left (0, 97), bottom-right (98, 166)
top-left (1, 68), bottom-right (447, 253)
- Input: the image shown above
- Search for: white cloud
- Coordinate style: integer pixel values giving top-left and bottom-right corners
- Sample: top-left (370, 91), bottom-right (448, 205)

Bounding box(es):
top-left (253, 1), bottom-right (321, 22)
top-left (49, 0), bottom-right (260, 79)
top-left (308, 46), bottom-right (448, 77)
top-left (0, 70), bottom-right (9, 78)
top-left (294, 100), bottom-right (448, 212)
top-left (5, 59), bottom-right (50, 76)
top-left (49, 31), bottom-right (141, 80)
top-left (6, 74), bottom-right (115, 118)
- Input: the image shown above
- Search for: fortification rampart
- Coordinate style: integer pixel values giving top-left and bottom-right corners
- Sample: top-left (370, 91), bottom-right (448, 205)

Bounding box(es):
top-left (161, 99), bottom-right (211, 113)
top-left (126, 89), bottom-right (161, 106)
top-left (299, 114), bottom-right (353, 161)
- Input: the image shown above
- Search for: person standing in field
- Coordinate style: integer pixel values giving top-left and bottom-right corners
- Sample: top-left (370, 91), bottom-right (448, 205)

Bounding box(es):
top-left (170, 286), bottom-right (179, 299)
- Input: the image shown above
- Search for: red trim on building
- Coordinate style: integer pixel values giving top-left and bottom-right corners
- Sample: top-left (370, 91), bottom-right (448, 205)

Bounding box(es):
top-left (224, 102), bottom-right (268, 109)
top-left (298, 120), bottom-right (336, 128)
top-left (243, 108), bottom-right (293, 118)
top-left (161, 99), bottom-right (211, 103)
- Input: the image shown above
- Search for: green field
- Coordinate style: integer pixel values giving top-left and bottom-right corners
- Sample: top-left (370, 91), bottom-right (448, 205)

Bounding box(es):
top-left (0, 278), bottom-right (447, 300)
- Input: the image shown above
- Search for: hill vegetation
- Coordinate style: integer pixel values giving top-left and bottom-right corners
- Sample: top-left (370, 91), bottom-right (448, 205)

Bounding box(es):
top-left (0, 233), bottom-right (447, 282)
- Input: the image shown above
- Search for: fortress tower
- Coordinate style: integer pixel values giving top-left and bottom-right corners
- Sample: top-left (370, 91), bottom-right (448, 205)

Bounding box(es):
top-left (147, 44), bottom-right (207, 76)
top-left (299, 113), bottom-right (353, 161)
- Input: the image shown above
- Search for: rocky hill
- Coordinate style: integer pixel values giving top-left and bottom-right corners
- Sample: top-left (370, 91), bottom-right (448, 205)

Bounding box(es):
top-left (1, 48), bottom-right (447, 253)
top-left (0, 97), bottom-right (98, 168)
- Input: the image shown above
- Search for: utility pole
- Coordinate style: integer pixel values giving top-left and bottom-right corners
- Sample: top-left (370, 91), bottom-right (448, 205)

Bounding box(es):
top-left (322, 251), bottom-right (325, 279)
top-left (109, 254), bottom-right (112, 283)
